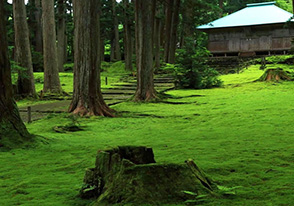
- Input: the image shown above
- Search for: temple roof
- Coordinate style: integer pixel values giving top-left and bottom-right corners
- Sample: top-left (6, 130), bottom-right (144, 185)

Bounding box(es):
top-left (197, 2), bottom-right (293, 30)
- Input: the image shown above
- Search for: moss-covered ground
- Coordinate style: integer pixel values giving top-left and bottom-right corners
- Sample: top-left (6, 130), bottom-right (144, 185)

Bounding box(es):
top-left (1, 63), bottom-right (294, 205)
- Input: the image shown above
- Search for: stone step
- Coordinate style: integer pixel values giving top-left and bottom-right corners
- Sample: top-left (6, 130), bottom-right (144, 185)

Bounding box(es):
top-left (103, 95), bottom-right (131, 100)
top-left (111, 83), bottom-right (174, 87)
top-left (102, 90), bottom-right (134, 95)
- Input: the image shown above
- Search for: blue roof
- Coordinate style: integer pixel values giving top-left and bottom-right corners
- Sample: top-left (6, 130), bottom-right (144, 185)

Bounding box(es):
top-left (197, 1), bottom-right (293, 30)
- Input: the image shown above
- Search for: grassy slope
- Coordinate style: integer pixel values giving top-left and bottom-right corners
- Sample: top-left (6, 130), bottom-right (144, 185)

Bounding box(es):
top-left (1, 64), bottom-right (294, 205)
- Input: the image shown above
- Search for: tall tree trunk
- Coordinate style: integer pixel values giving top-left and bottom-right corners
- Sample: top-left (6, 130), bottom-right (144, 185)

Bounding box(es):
top-left (182, 0), bottom-right (195, 48)
top-left (168, 0), bottom-right (180, 64)
top-left (110, 38), bottom-right (115, 62)
top-left (154, 16), bottom-right (161, 70)
top-left (13, 0), bottom-right (36, 97)
top-left (111, 0), bottom-right (121, 62)
top-left (134, 0), bottom-right (157, 101)
top-left (57, 0), bottom-right (66, 72)
top-left (42, 0), bottom-right (62, 93)
top-left (0, 1), bottom-right (31, 148)
top-left (164, 0), bottom-right (174, 63)
top-left (164, 0), bottom-right (180, 64)
top-left (219, 0), bottom-right (224, 17)
top-left (100, 37), bottom-right (105, 62)
top-left (123, 0), bottom-right (133, 71)
top-left (34, 0), bottom-right (42, 53)
top-left (64, 34), bottom-right (68, 63)
top-left (69, 0), bottom-right (114, 117)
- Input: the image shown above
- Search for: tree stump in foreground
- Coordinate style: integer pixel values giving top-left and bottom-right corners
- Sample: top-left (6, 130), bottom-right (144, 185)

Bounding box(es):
top-left (258, 68), bottom-right (292, 81)
top-left (80, 146), bottom-right (217, 205)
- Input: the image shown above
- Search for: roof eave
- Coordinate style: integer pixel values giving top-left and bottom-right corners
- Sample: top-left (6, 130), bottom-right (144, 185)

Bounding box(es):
top-left (197, 22), bottom-right (290, 32)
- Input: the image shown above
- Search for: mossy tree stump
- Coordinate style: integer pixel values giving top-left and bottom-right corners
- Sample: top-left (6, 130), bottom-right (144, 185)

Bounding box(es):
top-left (258, 68), bottom-right (292, 81)
top-left (80, 146), bottom-right (217, 205)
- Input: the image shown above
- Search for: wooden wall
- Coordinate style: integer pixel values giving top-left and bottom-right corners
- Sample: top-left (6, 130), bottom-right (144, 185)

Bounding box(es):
top-left (206, 24), bottom-right (294, 54)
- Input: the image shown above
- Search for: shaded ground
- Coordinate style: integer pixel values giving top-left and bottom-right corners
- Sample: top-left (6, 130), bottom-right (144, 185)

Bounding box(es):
top-left (19, 77), bottom-right (174, 122)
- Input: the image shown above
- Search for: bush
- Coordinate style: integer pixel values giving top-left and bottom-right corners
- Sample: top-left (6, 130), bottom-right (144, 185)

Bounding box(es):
top-left (174, 39), bottom-right (222, 89)
top-left (63, 63), bottom-right (74, 72)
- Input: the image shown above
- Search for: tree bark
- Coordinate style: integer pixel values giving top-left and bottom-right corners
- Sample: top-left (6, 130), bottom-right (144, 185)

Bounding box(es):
top-left (164, 0), bottom-right (173, 63)
top-left (168, 0), bottom-right (180, 64)
top-left (42, 0), bottom-right (62, 93)
top-left (0, 1), bottom-right (30, 148)
top-left (70, 0), bottom-right (114, 117)
top-left (123, 0), bottom-right (133, 71)
top-left (181, 0), bottom-right (195, 47)
top-left (154, 15), bottom-right (161, 70)
top-left (219, 0), bottom-right (224, 17)
top-left (134, 0), bottom-right (157, 101)
top-left (34, 0), bottom-right (42, 53)
top-left (57, 0), bottom-right (66, 72)
top-left (110, 0), bottom-right (121, 62)
top-left (100, 37), bottom-right (105, 62)
top-left (13, 0), bottom-right (36, 97)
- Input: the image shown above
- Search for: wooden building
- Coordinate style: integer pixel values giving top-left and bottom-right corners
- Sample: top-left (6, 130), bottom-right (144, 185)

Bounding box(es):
top-left (197, 2), bottom-right (294, 57)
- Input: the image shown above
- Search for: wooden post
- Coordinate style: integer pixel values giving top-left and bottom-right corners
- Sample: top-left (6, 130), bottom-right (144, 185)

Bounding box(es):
top-left (105, 77), bottom-right (108, 85)
top-left (27, 106), bottom-right (32, 123)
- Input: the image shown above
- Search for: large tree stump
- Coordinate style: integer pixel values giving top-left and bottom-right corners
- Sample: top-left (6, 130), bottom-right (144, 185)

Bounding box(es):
top-left (80, 146), bottom-right (217, 205)
top-left (257, 68), bottom-right (292, 81)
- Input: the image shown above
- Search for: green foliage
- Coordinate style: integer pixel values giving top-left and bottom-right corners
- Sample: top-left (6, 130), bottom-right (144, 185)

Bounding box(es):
top-left (264, 55), bottom-right (294, 64)
top-left (10, 61), bottom-right (29, 83)
top-left (174, 39), bottom-right (222, 89)
top-left (161, 63), bottom-right (177, 73)
top-left (53, 115), bottom-right (82, 133)
top-left (63, 63), bottom-right (74, 72)
top-left (216, 185), bottom-right (242, 196)
top-left (253, 55), bottom-right (294, 66)
top-left (222, 0), bottom-right (292, 15)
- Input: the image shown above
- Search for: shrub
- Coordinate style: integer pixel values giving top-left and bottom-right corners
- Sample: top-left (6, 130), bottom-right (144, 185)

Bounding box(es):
top-left (63, 63), bottom-right (74, 72)
top-left (174, 38), bottom-right (222, 89)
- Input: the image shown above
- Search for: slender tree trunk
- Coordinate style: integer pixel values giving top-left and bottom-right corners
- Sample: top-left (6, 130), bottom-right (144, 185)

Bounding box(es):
top-left (13, 0), bottom-right (36, 97)
top-left (42, 0), bottom-right (62, 93)
top-left (64, 35), bottom-right (68, 63)
top-left (35, 0), bottom-right (42, 53)
top-left (182, 0), bottom-right (195, 47)
top-left (154, 16), bottom-right (161, 70)
top-left (168, 0), bottom-right (180, 64)
top-left (219, 0), bottom-right (224, 17)
top-left (0, 1), bottom-right (31, 147)
top-left (110, 39), bottom-right (115, 62)
top-left (111, 0), bottom-right (121, 61)
top-left (100, 37), bottom-right (105, 62)
top-left (69, 0), bottom-right (114, 117)
top-left (57, 0), bottom-right (66, 72)
top-left (123, 0), bottom-right (133, 71)
top-left (164, 0), bottom-right (173, 63)
top-left (134, 0), bottom-right (157, 101)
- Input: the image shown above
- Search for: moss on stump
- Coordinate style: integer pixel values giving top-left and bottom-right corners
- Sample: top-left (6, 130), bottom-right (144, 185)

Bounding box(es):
top-left (258, 68), bottom-right (292, 82)
top-left (80, 146), bottom-right (217, 205)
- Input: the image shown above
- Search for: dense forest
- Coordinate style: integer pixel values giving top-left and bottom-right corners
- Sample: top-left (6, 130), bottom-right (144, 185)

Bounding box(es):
top-left (1, 0), bottom-right (294, 205)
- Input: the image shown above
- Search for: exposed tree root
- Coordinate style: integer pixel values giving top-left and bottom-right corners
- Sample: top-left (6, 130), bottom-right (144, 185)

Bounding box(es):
top-left (69, 99), bottom-right (115, 117)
